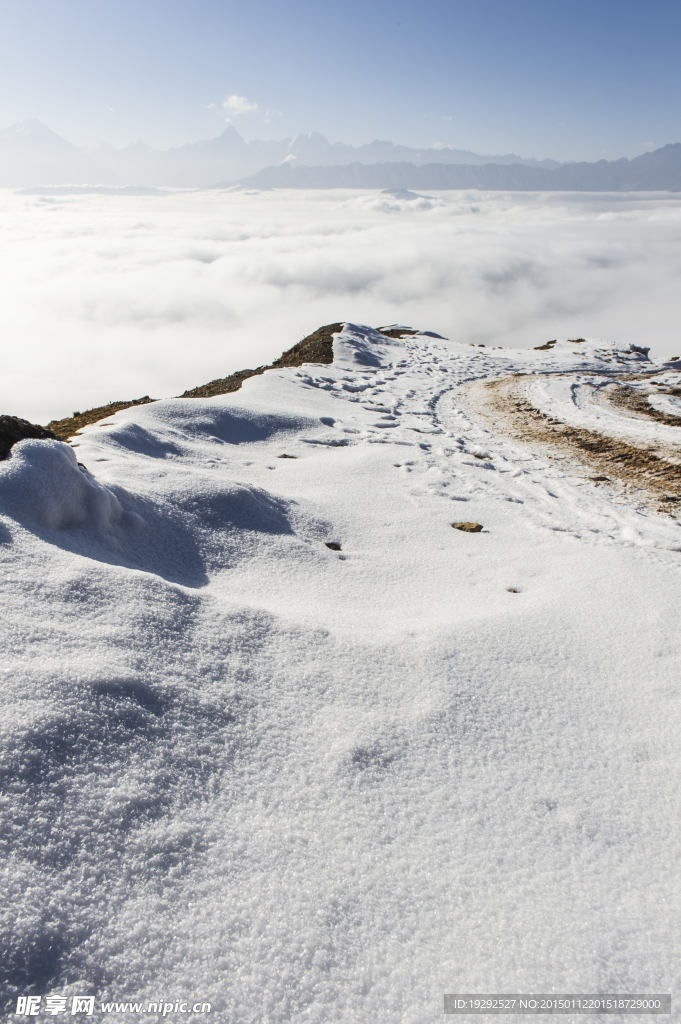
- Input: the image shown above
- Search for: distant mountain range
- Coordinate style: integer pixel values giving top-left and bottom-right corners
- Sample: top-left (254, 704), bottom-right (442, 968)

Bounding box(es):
top-left (224, 145), bottom-right (681, 192)
top-left (0, 119), bottom-right (558, 188)
top-left (84, 130), bottom-right (561, 187)
top-left (1, 119), bottom-right (680, 192)
top-left (0, 119), bottom-right (119, 187)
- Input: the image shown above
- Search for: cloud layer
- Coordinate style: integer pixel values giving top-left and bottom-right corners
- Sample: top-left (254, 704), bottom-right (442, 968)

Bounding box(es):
top-left (1, 187), bottom-right (680, 424)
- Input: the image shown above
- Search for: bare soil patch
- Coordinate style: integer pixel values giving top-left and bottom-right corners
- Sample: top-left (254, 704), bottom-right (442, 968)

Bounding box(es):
top-left (377, 327), bottom-right (419, 339)
top-left (47, 397), bottom-right (154, 442)
top-left (607, 381), bottom-right (681, 427)
top-left (180, 323), bottom-right (341, 399)
top-left (467, 375), bottom-right (681, 514)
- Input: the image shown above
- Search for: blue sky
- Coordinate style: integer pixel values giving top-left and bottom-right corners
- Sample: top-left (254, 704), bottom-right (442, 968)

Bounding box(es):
top-left (0, 0), bottom-right (679, 160)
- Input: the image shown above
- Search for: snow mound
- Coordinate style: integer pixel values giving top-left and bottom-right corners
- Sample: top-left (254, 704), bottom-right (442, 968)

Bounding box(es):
top-left (0, 433), bottom-right (301, 587)
top-left (333, 323), bottom-right (407, 368)
top-left (83, 399), bottom-right (322, 461)
top-left (0, 439), bottom-right (123, 531)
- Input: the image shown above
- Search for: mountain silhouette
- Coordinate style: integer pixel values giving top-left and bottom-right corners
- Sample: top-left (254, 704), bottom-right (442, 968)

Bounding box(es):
top-left (2, 120), bottom-right (680, 191)
top-left (0, 119), bottom-right (119, 187)
top-left (224, 144), bottom-right (681, 192)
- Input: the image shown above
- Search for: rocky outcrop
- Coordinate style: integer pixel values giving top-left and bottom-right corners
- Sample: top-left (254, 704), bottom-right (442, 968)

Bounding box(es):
top-left (180, 322), bottom-right (341, 399)
top-left (0, 415), bottom-right (59, 460)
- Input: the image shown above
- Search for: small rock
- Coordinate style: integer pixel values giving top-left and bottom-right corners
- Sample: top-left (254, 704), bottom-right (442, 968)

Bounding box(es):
top-left (452, 522), bottom-right (483, 533)
top-left (278, 454), bottom-right (297, 459)
top-left (325, 542), bottom-right (342, 551)
top-left (0, 414), bottom-right (59, 461)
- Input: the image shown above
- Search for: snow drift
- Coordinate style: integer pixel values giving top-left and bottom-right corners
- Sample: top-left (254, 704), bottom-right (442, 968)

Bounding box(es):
top-left (0, 439), bottom-right (123, 531)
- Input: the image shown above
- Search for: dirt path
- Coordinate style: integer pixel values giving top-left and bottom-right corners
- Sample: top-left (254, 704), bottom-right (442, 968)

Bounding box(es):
top-left (459, 373), bottom-right (681, 515)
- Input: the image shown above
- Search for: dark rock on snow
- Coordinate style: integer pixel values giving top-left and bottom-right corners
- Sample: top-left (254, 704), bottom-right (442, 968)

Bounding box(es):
top-left (0, 415), bottom-right (59, 460)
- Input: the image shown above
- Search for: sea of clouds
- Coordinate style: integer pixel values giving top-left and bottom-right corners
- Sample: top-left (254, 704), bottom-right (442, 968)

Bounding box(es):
top-left (2, 187), bottom-right (681, 424)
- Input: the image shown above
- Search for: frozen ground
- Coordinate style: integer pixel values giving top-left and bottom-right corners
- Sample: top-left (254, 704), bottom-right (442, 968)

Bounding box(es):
top-left (1, 325), bottom-right (680, 1022)
top-left (2, 187), bottom-right (681, 424)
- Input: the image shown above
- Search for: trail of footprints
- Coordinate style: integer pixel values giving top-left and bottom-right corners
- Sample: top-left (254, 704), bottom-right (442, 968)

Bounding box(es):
top-left (291, 337), bottom-right (674, 549)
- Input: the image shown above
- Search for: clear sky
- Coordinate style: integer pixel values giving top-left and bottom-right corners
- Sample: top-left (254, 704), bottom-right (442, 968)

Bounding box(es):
top-left (0, 0), bottom-right (679, 161)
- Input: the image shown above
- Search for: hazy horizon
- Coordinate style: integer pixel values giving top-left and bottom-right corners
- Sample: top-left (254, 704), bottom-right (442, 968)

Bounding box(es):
top-left (4, 117), bottom-right (681, 192)
top-left (0, 117), bottom-right (565, 162)
top-left (2, 117), bottom-right (673, 166)
top-left (1, 0), bottom-right (680, 161)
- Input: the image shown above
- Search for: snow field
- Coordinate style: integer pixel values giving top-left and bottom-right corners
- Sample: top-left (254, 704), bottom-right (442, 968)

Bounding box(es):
top-left (1, 326), bottom-right (680, 1021)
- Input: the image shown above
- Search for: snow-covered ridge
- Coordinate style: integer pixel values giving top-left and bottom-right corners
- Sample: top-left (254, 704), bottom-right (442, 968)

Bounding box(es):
top-left (1, 323), bottom-right (680, 1019)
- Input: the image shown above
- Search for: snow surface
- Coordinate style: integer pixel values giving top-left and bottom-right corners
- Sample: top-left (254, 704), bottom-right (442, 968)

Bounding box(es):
top-left (2, 325), bottom-right (681, 1022)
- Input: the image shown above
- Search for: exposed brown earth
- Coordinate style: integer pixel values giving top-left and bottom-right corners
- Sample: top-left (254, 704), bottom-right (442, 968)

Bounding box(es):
top-left (179, 367), bottom-right (267, 400)
top-left (177, 322), bottom-right (341, 398)
top-left (376, 327), bottom-right (419, 339)
top-left (180, 322), bottom-right (341, 400)
top-left (607, 381), bottom-right (681, 427)
top-left (533, 340), bottom-right (587, 351)
top-left (467, 374), bottom-right (681, 514)
top-left (48, 397), bottom-right (154, 442)
top-left (270, 322), bottom-right (340, 368)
